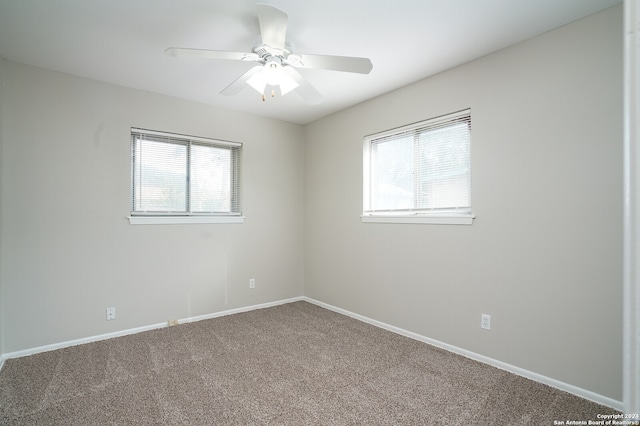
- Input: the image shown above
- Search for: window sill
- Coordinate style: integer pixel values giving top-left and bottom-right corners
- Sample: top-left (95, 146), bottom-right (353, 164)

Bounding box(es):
top-left (127, 215), bottom-right (245, 225)
top-left (361, 214), bottom-right (474, 225)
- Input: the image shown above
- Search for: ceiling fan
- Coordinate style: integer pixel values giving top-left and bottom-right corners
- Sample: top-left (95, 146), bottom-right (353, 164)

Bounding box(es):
top-left (165, 3), bottom-right (373, 105)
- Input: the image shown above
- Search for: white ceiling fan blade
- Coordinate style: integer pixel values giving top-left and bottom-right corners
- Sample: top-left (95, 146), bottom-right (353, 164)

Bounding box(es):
top-left (284, 67), bottom-right (324, 105)
top-left (165, 47), bottom-right (260, 62)
top-left (293, 53), bottom-right (373, 74)
top-left (256, 3), bottom-right (288, 50)
top-left (220, 66), bottom-right (264, 96)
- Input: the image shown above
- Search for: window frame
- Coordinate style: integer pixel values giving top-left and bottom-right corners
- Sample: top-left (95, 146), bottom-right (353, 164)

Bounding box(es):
top-left (362, 109), bottom-right (474, 225)
top-left (128, 128), bottom-right (244, 225)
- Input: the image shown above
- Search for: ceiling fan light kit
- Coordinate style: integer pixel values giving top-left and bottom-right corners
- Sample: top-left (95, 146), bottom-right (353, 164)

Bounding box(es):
top-left (165, 3), bottom-right (372, 105)
top-left (246, 56), bottom-right (299, 99)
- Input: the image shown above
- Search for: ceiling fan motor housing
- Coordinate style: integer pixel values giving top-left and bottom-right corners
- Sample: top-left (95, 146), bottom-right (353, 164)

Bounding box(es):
top-left (253, 39), bottom-right (295, 60)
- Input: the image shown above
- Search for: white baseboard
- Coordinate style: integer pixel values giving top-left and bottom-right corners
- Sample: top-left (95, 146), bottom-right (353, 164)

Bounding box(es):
top-left (302, 297), bottom-right (624, 412)
top-left (176, 296), bottom-right (304, 324)
top-left (0, 296), bottom-right (304, 370)
top-left (0, 321), bottom-right (169, 372)
top-left (0, 295), bottom-right (622, 412)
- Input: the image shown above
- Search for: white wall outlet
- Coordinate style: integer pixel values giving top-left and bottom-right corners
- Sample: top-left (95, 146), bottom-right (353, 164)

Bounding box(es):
top-left (481, 314), bottom-right (491, 330)
top-left (249, 278), bottom-right (256, 289)
top-left (106, 307), bottom-right (116, 321)
top-left (168, 319), bottom-right (179, 327)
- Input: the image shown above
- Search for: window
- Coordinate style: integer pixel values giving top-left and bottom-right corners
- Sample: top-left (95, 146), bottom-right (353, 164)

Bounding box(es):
top-left (129, 128), bottom-right (242, 224)
top-left (363, 109), bottom-right (473, 224)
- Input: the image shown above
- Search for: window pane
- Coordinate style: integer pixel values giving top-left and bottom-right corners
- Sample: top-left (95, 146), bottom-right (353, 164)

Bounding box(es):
top-left (134, 139), bottom-right (187, 212)
top-left (190, 144), bottom-right (231, 213)
top-left (370, 136), bottom-right (414, 210)
top-left (416, 122), bottom-right (471, 210)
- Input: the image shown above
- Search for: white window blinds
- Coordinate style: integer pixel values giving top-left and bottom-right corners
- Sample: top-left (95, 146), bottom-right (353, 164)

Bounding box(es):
top-left (131, 128), bottom-right (241, 216)
top-left (364, 109), bottom-right (471, 215)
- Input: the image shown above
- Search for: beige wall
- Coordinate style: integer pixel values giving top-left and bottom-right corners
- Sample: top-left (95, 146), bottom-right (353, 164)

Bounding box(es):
top-left (1, 61), bottom-right (304, 352)
top-left (304, 5), bottom-right (623, 400)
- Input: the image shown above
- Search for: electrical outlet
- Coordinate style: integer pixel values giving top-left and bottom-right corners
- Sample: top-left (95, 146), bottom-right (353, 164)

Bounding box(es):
top-left (481, 314), bottom-right (491, 330)
top-left (249, 278), bottom-right (256, 289)
top-left (106, 307), bottom-right (116, 321)
top-left (168, 319), bottom-right (179, 327)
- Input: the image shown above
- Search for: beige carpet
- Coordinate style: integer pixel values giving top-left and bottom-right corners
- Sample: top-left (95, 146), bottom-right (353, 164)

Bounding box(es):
top-left (0, 301), bottom-right (620, 425)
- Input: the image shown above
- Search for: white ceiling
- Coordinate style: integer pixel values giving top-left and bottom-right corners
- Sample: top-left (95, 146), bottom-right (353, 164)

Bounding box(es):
top-left (0, 0), bottom-right (621, 125)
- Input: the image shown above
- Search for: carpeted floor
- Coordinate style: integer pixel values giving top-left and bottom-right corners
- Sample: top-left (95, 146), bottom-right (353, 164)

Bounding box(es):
top-left (0, 301), bottom-right (621, 425)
